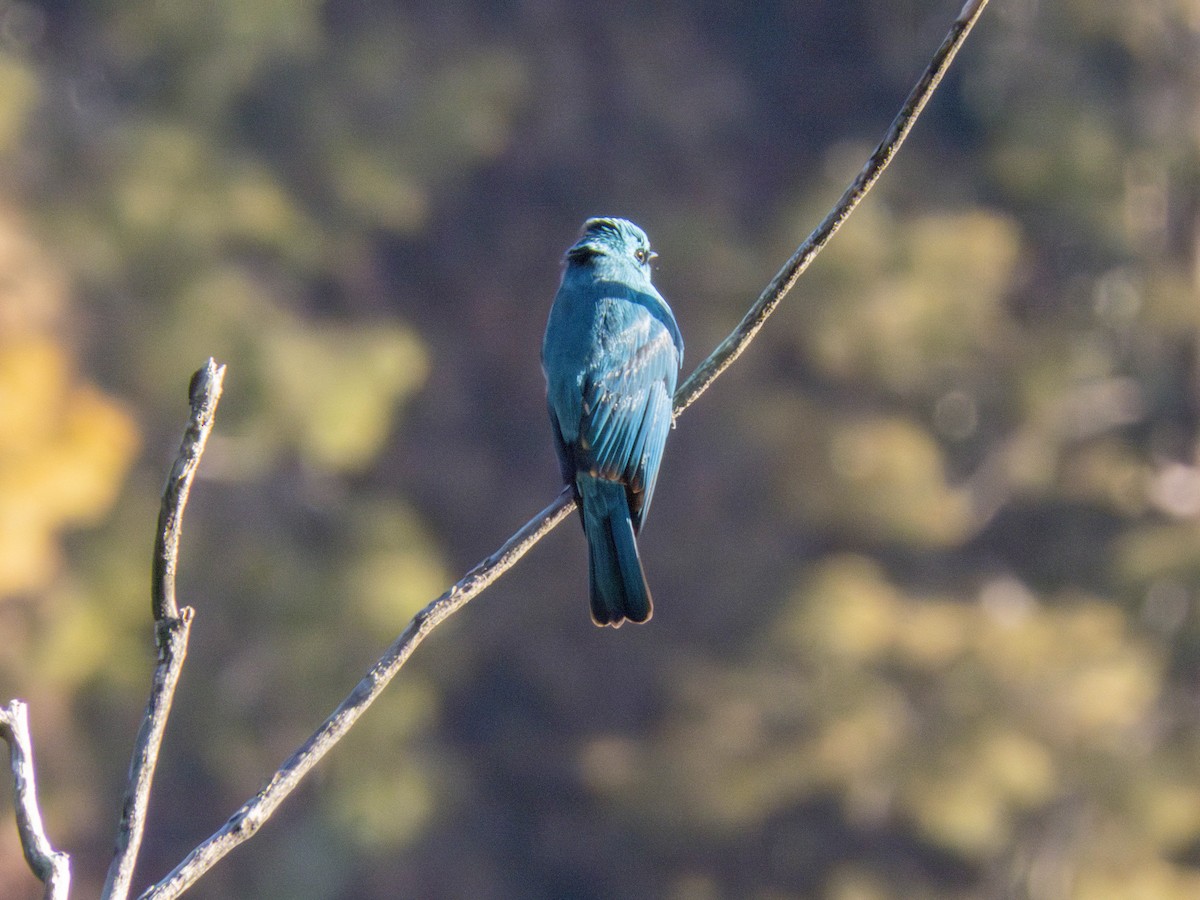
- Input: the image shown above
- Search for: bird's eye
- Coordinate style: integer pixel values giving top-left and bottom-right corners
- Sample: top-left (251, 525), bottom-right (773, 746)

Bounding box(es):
top-left (634, 247), bottom-right (653, 265)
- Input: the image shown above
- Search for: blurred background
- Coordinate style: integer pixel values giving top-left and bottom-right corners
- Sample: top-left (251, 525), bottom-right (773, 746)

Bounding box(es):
top-left (2, 1), bottom-right (1200, 897)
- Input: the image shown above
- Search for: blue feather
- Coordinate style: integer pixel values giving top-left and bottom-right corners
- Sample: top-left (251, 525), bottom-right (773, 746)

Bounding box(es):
top-left (543, 217), bottom-right (682, 626)
top-left (578, 475), bottom-right (650, 626)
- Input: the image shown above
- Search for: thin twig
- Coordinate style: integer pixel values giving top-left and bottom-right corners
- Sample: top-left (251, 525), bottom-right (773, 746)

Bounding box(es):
top-left (0, 700), bottom-right (71, 900)
top-left (104, 360), bottom-right (225, 900)
top-left (673, 0), bottom-right (990, 416)
top-left (152, 359), bottom-right (225, 622)
top-left (142, 2), bottom-right (990, 894)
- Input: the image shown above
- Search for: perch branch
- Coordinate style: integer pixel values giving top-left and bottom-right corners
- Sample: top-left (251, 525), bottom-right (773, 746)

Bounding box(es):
top-left (141, 488), bottom-right (577, 899)
top-left (0, 700), bottom-right (70, 900)
top-left (143, 1), bottom-right (990, 895)
top-left (103, 359), bottom-right (225, 900)
top-left (673, 0), bottom-right (990, 415)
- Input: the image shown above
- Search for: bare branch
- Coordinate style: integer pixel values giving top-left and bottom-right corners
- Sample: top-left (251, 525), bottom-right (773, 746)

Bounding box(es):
top-left (143, 2), bottom-right (991, 894)
top-left (152, 359), bottom-right (225, 622)
top-left (0, 700), bottom-right (71, 900)
top-left (141, 488), bottom-right (577, 899)
top-left (672, 0), bottom-right (991, 416)
top-left (104, 360), bottom-right (225, 900)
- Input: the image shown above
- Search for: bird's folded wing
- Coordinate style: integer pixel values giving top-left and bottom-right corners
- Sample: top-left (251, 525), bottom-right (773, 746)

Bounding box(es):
top-left (582, 312), bottom-right (678, 527)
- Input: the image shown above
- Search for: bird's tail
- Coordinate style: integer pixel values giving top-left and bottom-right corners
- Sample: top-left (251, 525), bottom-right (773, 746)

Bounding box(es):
top-left (577, 474), bottom-right (653, 627)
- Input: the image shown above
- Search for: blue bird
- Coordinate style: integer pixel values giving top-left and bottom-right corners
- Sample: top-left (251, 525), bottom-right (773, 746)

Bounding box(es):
top-left (543, 217), bottom-right (683, 627)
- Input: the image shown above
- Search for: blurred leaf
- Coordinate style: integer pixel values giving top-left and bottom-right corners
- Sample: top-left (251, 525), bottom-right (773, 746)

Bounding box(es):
top-left (0, 52), bottom-right (37, 158)
top-left (346, 500), bottom-right (449, 636)
top-left (0, 338), bottom-right (139, 598)
top-left (804, 209), bottom-right (1021, 393)
top-left (262, 323), bottom-right (428, 472)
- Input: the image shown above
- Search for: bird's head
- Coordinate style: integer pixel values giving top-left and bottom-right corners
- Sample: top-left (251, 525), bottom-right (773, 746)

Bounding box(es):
top-left (566, 217), bottom-right (657, 274)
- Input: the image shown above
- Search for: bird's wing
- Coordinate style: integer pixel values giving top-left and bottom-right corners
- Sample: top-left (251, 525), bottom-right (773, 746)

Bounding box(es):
top-left (581, 299), bottom-right (679, 529)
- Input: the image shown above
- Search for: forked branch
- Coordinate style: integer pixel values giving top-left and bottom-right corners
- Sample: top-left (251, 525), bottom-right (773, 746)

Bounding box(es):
top-left (104, 359), bottom-right (225, 900)
top-left (139, 1), bottom-right (991, 895)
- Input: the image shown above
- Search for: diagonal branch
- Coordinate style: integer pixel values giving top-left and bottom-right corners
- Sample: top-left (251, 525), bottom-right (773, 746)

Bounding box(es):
top-left (141, 488), bottom-right (577, 898)
top-left (673, 0), bottom-right (989, 416)
top-left (104, 359), bottom-right (225, 900)
top-left (141, 2), bottom-right (990, 895)
top-left (0, 700), bottom-right (71, 900)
